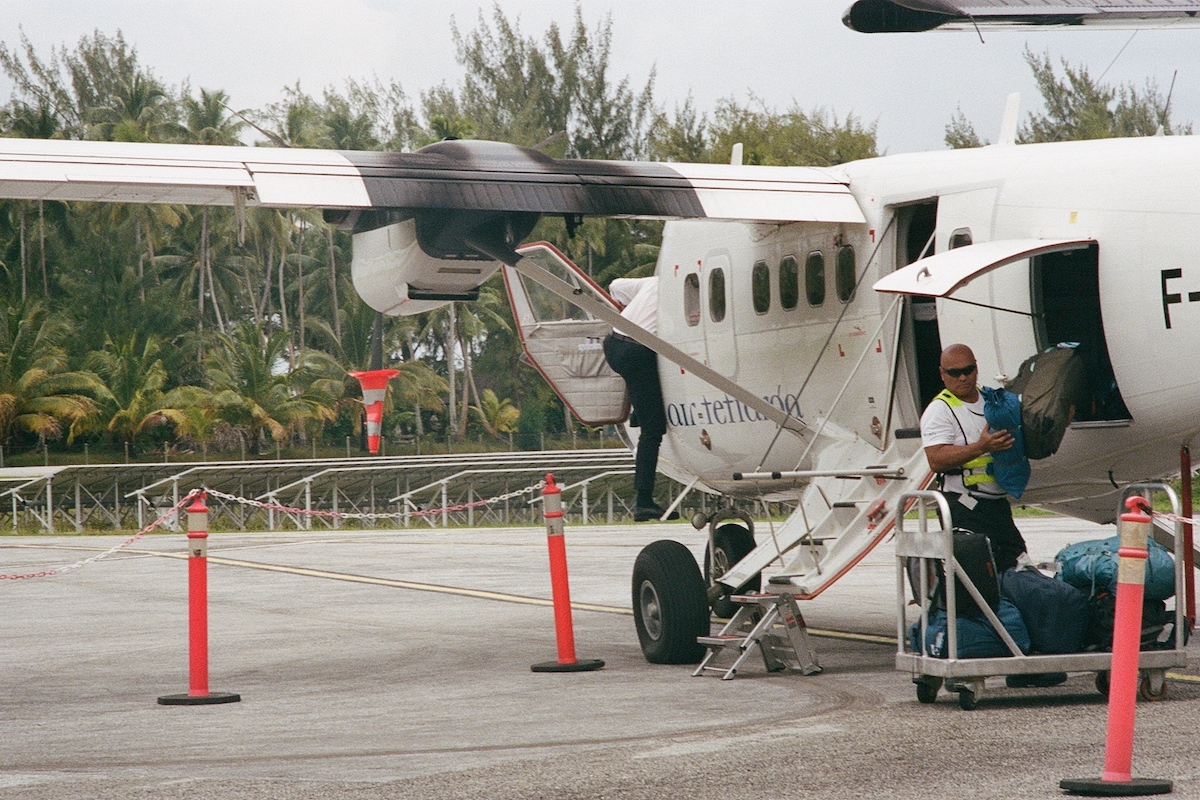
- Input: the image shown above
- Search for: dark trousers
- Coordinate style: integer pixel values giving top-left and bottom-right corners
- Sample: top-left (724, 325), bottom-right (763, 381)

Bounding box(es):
top-left (943, 492), bottom-right (1028, 573)
top-left (603, 333), bottom-right (666, 507)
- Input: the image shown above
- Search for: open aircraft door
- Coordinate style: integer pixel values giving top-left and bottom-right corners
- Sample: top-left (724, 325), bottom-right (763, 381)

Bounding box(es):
top-left (502, 243), bottom-right (630, 425)
top-left (874, 238), bottom-right (1097, 298)
top-left (874, 236), bottom-right (1121, 415)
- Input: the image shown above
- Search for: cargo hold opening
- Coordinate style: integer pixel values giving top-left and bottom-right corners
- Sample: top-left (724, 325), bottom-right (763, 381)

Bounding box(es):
top-left (1031, 244), bottom-right (1130, 422)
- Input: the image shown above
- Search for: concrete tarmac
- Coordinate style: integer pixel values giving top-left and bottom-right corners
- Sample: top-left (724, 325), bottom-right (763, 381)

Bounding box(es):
top-left (2, 516), bottom-right (1198, 799)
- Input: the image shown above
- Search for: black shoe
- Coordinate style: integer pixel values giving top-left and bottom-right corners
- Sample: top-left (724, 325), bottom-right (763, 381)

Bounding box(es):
top-left (1005, 672), bottom-right (1068, 689)
top-left (633, 504), bottom-right (680, 522)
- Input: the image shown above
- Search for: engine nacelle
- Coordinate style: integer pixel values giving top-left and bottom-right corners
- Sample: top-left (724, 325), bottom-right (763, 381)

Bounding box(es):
top-left (350, 218), bottom-right (500, 316)
top-left (842, 0), bottom-right (954, 32)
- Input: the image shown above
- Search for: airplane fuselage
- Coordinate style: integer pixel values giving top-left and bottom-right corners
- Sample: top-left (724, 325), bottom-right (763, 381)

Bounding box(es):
top-left (648, 136), bottom-right (1200, 523)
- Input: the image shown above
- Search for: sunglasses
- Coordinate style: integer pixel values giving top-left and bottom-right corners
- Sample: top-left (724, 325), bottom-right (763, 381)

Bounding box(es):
top-left (942, 364), bottom-right (977, 378)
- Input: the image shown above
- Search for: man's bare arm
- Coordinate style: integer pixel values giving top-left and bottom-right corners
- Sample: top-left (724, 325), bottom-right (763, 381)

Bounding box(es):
top-left (924, 426), bottom-right (1014, 473)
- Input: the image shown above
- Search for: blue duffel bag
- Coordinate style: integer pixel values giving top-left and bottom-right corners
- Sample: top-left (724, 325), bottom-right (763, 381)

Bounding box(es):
top-left (1000, 567), bottom-right (1090, 654)
top-left (1056, 535), bottom-right (1176, 601)
top-left (910, 598), bottom-right (1031, 658)
top-left (980, 386), bottom-right (1030, 499)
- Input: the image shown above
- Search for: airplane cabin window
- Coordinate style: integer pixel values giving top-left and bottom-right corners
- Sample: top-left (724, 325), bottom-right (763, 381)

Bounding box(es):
top-left (709, 268), bottom-right (727, 322)
top-left (949, 228), bottom-right (973, 249)
top-left (780, 256), bottom-right (799, 310)
top-left (751, 260), bottom-right (770, 314)
top-left (684, 273), bottom-right (701, 326)
top-left (805, 251), bottom-right (825, 306)
top-left (836, 245), bottom-right (856, 303)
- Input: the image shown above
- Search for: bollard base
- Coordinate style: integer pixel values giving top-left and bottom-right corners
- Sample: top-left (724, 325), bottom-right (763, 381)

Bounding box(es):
top-left (1060, 777), bottom-right (1173, 796)
top-left (531, 658), bottom-right (605, 673)
top-left (157, 691), bottom-right (242, 706)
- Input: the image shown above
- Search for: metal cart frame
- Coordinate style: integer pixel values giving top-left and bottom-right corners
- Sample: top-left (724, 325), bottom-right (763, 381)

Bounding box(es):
top-left (895, 485), bottom-right (1191, 710)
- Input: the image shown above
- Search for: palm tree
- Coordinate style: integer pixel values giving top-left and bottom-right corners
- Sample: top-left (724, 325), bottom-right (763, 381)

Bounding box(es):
top-left (204, 322), bottom-right (341, 454)
top-left (0, 301), bottom-right (102, 445)
top-left (424, 284), bottom-right (513, 436)
top-left (155, 385), bottom-right (235, 460)
top-left (87, 72), bottom-right (184, 143)
top-left (474, 389), bottom-right (520, 437)
top-left (3, 95), bottom-right (65, 300)
top-left (84, 333), bottom-right (171, 454)
top-left (182, 88), bottom-right (245, 146)
top-left (261, 85), bottom-right (326, 147)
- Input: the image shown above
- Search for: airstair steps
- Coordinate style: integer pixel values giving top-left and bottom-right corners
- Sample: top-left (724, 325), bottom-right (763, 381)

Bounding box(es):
top-left (693, 593), bottom-right (822, 680)
top-left (715, 435), bottom-right (933, 600)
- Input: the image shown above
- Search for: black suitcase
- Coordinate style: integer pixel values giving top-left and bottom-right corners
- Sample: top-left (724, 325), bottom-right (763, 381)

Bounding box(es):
top-left (933, 528), bottom-right (1000, 618)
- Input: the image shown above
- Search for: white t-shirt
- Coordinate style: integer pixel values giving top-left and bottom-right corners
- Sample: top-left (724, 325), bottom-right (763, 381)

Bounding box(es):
top-left (609, 277), bottom-right (657, 336)
top-left (920, 392), bottom-right (1006, 498)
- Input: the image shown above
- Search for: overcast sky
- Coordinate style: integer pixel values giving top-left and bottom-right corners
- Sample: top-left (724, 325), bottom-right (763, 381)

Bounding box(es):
top-left (0, 1), bottom-right (1197, 155)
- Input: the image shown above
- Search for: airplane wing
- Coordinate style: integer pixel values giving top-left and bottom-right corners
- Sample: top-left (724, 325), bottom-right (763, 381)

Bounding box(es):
top-left (844, 0), bottom-right (1200, 32)
top-left (0, 137), bottom-right (864, 225)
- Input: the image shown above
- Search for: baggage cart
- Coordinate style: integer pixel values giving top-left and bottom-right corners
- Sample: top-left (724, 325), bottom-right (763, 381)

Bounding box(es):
top-left (895, 485), bottom-right (1190, 710)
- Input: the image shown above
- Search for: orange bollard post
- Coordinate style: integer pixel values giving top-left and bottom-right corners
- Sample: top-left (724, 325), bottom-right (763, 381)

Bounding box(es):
top-left (1061, 496), bottom-right (1171, 796)
top-left (158, 493), bottom-right (241, 706)
top-left (531, 474), bottom-right (604, 673)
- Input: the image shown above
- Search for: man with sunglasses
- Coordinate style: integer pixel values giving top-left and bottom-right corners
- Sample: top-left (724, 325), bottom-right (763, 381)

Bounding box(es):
top-left (920, 343), bottom-right (1028, 572)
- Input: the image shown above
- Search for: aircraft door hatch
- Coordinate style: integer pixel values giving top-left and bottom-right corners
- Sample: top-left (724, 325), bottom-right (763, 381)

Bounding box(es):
top-left (503, 243), bottom-right (630, 425)
top-left (1031, 245), bottom-right (1131, 422)
top-left (893, 201), bottom-right (942, 413)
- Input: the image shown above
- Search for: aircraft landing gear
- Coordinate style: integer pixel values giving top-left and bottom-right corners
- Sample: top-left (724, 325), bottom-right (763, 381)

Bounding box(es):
top-left (632, 540), bottom-right (709, 664)
top-left (704, 523), bottom-right (760, 618)
top-left (693, 510), bottom-right (761, 619)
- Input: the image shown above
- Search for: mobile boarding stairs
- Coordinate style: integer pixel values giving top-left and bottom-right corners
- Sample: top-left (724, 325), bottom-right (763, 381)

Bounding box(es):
top-left (694, 429), bottom-right (933, 679)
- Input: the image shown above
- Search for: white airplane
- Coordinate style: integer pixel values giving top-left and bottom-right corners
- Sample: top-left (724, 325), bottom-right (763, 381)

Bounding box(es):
top-left (0, 38), bottom-right (1197, 665)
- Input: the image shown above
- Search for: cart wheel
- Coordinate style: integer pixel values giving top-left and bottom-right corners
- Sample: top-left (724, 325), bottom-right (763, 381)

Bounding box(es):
top-left (1139, 671), bottom-right (1168, 702)
top-left (1094, 671), bottom-right (1110, 698)
top-left (957, 687), bottom-right (979, 711)
top-left (915, 677), bottom-right (941, 704)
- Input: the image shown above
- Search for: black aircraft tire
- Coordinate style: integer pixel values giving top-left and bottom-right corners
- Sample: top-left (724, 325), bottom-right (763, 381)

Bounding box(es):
top-left (704, 524), bottom-right (760, 619)
top-left (633, 540), bottom-right (709, 664)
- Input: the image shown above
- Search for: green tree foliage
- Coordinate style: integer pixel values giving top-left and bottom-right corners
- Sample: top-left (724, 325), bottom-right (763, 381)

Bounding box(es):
top-left (84, 333), bottom-right (171, 451)
top-left (1021, 48), bottom-right (1190, 141)
top-left (10, 18), bottom-right (1171, 459)
top-left (944, 107), bottom-right (986, 149)
top-left (946, 49), bottom-right (1191, 147)
top-left (0, 301), bottom-right (101, 445)
top-left (182, 88), bottom-right (245, 145)
top-left (474, 388), bottom-right (520, 436)
top-left (650, 95), bottom-right (878, 166)
top-left (203, 322), bottom-right (342, 453)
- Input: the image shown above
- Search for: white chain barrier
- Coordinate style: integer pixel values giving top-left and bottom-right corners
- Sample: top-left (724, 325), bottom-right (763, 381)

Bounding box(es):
top-left (1, 489), bottom-right (203, 581)
top-left (1148, 510), bottom-right (1200, 527)
top-left (204, 480), bottom-right (546, 522)
top-left (1, 480), bottom-right (547, 581)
